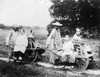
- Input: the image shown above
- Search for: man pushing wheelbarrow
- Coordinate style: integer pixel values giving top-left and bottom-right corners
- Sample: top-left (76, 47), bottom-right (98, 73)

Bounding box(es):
top-left (46, 22), bottom-right (63, 65)
top-left (46, 22), bottom-right (75, 65)
top-left (46, 24), bottom-right (95, 71)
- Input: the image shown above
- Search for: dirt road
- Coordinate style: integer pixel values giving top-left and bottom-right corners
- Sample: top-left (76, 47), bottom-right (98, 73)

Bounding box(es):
top-left (0, 60), bottom-right (100, 77)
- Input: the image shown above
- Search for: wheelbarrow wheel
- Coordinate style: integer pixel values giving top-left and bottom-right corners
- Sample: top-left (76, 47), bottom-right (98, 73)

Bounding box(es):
top-left (30, 50), bottom-right (38, 64)
top-left (71, 57), bottom-right (89, 71)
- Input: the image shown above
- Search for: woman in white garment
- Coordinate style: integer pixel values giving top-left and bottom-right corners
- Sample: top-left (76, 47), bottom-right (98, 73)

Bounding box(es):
top-left (27, 29), bottom-right (36, 48)
top-left (72, 28), bottom-right (92, 56)
top-left (28, 30), bottom-right (35, 40)
top-left (72, 28), bottom-right (82, 41)
top-left (13, 28), bottom-right (28, 61)
top-left (46, 22), bottom-right (63, 64)
top-left (57, 35), bottom-right (75, 62)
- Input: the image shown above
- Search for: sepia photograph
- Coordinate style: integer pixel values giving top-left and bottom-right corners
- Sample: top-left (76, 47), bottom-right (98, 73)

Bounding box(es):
top-left (0, 0), bottom-right (100, 77)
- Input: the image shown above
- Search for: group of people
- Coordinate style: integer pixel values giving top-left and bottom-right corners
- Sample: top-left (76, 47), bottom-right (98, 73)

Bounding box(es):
top-left (5, 23), bottom-right (91, 64)
top-left (5, 26), bottom-right (35, 61)
top-left (46, 22), bottom-right (91, 64)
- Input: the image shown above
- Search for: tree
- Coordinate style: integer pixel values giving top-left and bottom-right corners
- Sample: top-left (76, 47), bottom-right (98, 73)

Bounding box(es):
top-left (47, 0), bottom-right (100, 37)
top-left (0, 24), bottom-right (5, 29)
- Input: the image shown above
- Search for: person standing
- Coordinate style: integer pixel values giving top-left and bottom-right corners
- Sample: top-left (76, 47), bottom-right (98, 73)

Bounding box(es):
top-left (6, 26), bottom-right (19, 47)
top-left (13, 28), bottom-right (28, 61)
top-left (46, 22), bottom-right (63, 64)
top-left (5, 26), bottom-right (19, 60)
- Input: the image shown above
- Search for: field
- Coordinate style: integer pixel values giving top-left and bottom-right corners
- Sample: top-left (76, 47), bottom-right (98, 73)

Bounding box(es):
top-left (0, 28), bottom-right (100, 77)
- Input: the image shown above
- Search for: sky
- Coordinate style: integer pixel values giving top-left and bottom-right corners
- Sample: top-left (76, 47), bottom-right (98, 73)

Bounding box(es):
top-left (0, 0), bottom-right (53, 27)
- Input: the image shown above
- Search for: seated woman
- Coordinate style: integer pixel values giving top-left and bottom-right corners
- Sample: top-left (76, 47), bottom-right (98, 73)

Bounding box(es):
top-left (57, 35), bottom-right (75, 62)
top-left (72, 28), bottom-right (92, 55)
top-left (72, 28), bottom-right (82, 42)
top-left (27, 29), bottom-right (40, 49)
top-left (26, 30), bottom-right (42, 58)
top-left (28, 30), bottom-right (35, 40)
top-left (12, 28), bottom-right (28, 61)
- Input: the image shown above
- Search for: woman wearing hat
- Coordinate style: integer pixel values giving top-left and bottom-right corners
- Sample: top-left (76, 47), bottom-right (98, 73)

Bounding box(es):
top-left (46, 22), bottom-right (63, 64)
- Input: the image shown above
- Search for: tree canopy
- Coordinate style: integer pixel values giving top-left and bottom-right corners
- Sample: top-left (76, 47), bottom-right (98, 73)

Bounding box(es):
top-left (47, 0), bottom-right (100, 37)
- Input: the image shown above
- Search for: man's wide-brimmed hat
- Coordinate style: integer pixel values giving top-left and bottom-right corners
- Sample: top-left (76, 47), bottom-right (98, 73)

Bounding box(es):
top-left (52, 22), bottom-right (63, 26)
top-left (76, 28), bottom-right (81, 32)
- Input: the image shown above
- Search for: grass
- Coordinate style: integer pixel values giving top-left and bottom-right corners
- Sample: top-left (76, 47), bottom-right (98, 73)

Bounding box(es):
top-left (0, 28), bottom-right (48, 55)
top-left (0, 29), bottom-right (100, 77)
top-left (0, 29), bottom-right (48, 77)
top-left (0, 29), bottom-right (100, 62)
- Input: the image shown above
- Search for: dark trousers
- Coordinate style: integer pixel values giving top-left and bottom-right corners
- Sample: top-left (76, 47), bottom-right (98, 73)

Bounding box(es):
top-left (12, 51), bottom-right (24, 60)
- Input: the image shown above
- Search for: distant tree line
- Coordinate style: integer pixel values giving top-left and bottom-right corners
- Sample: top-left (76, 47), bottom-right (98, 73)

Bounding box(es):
top-left (47, 0), bottom-right (100, 39)
top-left (0, 24), bottom-right (12, 30)
top-left (0, 24), bottom-right (42, 31)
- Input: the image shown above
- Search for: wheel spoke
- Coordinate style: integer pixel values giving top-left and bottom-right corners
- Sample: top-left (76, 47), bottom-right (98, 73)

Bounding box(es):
top-left (80, 59), bottom-right (85, 66)
top-left (80, 60), bottom-right (85, 66)
top-left (72, 58), bottom-right (89, 71)
top-left (77, 62), bottom-right (81, 67)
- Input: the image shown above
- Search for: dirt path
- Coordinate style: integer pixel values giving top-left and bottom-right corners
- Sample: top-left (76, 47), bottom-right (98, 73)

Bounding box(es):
top-left (27, 64), bottom-right (100, 77)
top-left (0, 59), bottom-right (100, 77)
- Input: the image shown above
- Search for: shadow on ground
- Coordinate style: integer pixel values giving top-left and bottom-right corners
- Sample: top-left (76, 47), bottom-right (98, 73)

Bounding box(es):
top-left (0, 60), bottom-right (100, 77)
top-left (0, 60), bottom-right (44, 77)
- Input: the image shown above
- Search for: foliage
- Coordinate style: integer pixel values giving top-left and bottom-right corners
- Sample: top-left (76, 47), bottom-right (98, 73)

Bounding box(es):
top-left (0, 24), bottom-right (12, 30)
top-left (47, 0), bottom-right (100, 38)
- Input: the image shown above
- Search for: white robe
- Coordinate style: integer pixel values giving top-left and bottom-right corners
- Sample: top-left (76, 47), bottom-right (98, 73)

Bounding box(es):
top-left (28, 33), bottom-right (34, 38)
top-left (57, 41), bottom-right (74, 57)
top-left (46, 28), bottom-right (62, 50)
top-left (5, 30), bottom-right (19, 47)
top-left (72, 34), bottom-right (82, 41)
top-left (13, 34), bottom-right (28, 53)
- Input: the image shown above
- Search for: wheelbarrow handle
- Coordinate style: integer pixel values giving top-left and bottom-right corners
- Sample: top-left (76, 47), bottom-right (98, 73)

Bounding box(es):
top-left (44, 47), bottom-right (62, 58)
